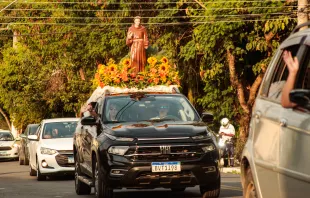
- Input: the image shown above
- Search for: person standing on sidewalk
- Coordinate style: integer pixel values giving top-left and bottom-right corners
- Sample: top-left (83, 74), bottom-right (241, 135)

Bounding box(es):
top-left (219, 118), bottom-right (236, 167)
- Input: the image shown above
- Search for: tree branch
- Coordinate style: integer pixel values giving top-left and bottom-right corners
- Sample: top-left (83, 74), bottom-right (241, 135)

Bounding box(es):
top-left (0, 107), bottom-right (11, 131)
top-left (247, 72), bottom-right (264, 106)
top-left (193, 0), bottom-right (207, 10)
top-left (227, 49), bottom-right (250, 114)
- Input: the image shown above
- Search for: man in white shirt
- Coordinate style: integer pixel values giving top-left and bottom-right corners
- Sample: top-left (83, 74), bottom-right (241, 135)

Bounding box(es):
top-left (219, 118), bottom-right (235, 167)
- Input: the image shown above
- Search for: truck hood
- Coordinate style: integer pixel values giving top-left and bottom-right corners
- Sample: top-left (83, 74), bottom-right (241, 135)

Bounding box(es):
top-left (41, 138), bottom-right (73, 151)
top-left (106, 122), bottom-right (208, 138)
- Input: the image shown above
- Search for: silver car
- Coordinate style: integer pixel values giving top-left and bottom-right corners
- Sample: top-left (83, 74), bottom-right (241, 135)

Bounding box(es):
top-left (241, 22), bottom-right (310, 198)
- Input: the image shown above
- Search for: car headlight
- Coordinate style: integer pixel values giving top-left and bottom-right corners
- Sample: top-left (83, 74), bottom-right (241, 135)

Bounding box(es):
top-left (105, 133), bottom-right (134, 142)
top-left (12, 143), bottom-right (19, 148)
top-left (108, 146), bottom-right (129, 156)
top-left (192, 133), bottom-right (210, 140)
top-left (201, 144), bottom-right (215, 153)
top-left (40, 147), bottom-right (58, 155)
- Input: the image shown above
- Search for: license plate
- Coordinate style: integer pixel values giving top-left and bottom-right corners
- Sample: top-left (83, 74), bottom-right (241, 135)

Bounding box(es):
top-left (151, 162), bottom-right (181, 172)
top-left (68, 156), bottom-right (74, 163)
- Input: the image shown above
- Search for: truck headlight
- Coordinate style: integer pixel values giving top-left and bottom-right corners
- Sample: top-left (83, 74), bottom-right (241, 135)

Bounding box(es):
top-left (105, 133), bottom-right (134, 142)
top-left (108, 146), bottom-right (129, 156)
top-left (40, 147), bottom-right (58, 155)
top-left (201, 144), bottom-right (215, 153)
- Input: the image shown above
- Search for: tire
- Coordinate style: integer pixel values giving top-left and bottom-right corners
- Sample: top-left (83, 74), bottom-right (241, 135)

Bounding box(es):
top-left (243, 168), bottom-right (257, 198)
top-left (75, 153), bottom-right (91, 195)
top-left (171, 187), bottom-right (186, 192)
top-left (36, 160), bottom-right (46, 181)
top-left (30, 164), bottom-right (36, 176)
top-left (200, 175), bottom-right (221, 198)
top-left (93, 156), bottom-right (113, 198)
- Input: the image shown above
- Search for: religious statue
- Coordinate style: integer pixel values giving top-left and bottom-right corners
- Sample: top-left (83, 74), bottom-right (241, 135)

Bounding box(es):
top-left (126, 16), bottom-right (149, 73)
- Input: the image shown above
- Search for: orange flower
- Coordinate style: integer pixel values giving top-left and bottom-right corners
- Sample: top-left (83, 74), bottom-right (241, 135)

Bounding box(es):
top-left (138, 75), bottom-right (144, 81)
top-left (161, 57), bottom-right (168, 64)
top-left (148, 78), bottom-right (153, 83)
top-left (121, 72), bottom-right (128, 82)
top-left (200, 70), bottom-right (205, 78)
top-left (114, 78), bottom-right (121, 84)
top-left (99, 82), bottom-right (105, 88)
top-left (95, 73), bottom-right (99, 80)
top-left (130, 73), bottom-right (136, 78)
top-left (167, 80), bottom-right (171, 85)
top-left (154, 78), bottom-right (159, 85)
top-left (150, 68), bottom-right (157, 73)
top-left (98, 64), bottom-right (103, 69)
top-left (135, 77), bottom-right (139, 83)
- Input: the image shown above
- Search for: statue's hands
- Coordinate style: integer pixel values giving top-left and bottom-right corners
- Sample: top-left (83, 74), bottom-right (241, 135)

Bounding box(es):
top-left (127, 32), bottom-right (133, 39)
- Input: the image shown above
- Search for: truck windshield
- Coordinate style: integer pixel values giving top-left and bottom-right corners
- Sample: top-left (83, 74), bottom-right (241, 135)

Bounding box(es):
top-left (103, 95), bottom-right (199, 123)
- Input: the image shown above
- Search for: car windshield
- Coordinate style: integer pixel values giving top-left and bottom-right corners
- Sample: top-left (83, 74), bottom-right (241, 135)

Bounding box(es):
top-left (0, 132), bottom-right (14, 141)
top-left (42, 121), bottom-right (77, 139)
top-left (103, 95), bottom-right (199, 123)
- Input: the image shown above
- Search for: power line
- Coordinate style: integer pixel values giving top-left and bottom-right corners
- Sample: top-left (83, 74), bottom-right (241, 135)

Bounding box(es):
top-left (1, 6), bottom-right (300, 12)
top-left (0, 0), bottom-right (17, 13)
top-left (0, 12), bottom-right (297, 20)
top-left (0, 17), bottom-right (297, 27)
top-left (0, 0), bottom-right (296, 4)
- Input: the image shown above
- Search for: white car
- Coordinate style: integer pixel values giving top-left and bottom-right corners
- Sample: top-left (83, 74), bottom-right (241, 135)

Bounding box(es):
top-left (0, 130), bottom-right (19, 160)
top-left (28, 118), bottom-right (79, 180)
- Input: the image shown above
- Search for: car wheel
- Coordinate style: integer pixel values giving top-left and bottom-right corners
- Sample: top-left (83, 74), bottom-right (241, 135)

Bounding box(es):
top-left (75, 154), bottom-right (91, 195)
top-left (36, 160), bottom-right (46, 181)
top-left (30, 164), bottom-right (36, 176)
top-left (93, 157), bottom-right (113, 198)
top-left (171, 187), bottom-right (186, 192)
top-left (200, 175), bottom-right (220, 198)
top-left (243, 168), bottom-right (257, 198)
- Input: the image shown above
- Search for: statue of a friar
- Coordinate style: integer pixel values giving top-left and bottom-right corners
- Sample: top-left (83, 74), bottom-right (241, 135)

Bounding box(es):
top-left (126, 16), bottom-right (149, 73)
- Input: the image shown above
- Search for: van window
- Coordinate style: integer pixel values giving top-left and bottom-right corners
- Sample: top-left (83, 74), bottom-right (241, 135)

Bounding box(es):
top-left (295, 47), bottom-right (310, 90)
top-left (267, 45), bottom-right (299, 102)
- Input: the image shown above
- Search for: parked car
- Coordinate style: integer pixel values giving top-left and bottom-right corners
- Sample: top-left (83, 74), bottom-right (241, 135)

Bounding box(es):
top-left (74, 86), bottom-right (220, 198)
top-left (28, 118), bottom-right (79, 180)
top-left (241, 22), bottom-right (310, 198)
top-left (19, 124), bottom-right (39, 165)
top-left (0, 129), bottom-right (19, 160)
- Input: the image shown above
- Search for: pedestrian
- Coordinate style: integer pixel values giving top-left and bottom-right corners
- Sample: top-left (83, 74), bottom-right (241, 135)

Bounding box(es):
top-left (219, 118), bottom-right (235, 167)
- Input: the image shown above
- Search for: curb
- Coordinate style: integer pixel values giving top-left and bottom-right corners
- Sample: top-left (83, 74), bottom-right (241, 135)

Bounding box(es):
top-left (220, 167), bottom-right (241, 174)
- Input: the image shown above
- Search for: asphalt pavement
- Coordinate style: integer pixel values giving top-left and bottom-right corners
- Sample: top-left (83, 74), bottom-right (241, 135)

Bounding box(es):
top-left (0, 160), bottom-right (243, 198)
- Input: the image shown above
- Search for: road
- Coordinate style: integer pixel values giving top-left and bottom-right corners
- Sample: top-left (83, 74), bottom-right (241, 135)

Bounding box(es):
top-left (0, 160), bottom-right (243, 198)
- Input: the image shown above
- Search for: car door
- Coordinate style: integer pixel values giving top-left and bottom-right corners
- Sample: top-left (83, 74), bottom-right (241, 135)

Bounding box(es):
top-left (278, 44), bottom-right (310, 198)
top-left (20, 126), bottom-right (29, 158)
top-left (251, 43), bottom-right (301, 198)
top-left (29, 124), bottom-right (41, 170)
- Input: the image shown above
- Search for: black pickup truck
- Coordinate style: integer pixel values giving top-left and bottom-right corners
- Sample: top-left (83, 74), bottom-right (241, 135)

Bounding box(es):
top-left (73, 91), bottom-right (220, 198)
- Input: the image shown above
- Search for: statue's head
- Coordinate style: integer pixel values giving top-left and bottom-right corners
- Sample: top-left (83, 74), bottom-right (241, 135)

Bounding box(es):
top-left (134, 16), bottom-right (141, 26)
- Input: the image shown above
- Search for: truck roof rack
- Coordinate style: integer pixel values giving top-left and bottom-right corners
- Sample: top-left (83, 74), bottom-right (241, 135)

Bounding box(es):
top-left (291, 21), bottom-right (310, 35)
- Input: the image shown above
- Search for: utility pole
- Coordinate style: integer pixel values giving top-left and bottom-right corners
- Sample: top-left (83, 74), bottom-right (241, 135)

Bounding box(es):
top-left (298, 0), bottom-right (308, 30)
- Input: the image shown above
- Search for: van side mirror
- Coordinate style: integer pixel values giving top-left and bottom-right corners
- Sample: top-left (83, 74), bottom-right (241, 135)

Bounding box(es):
top-left (81, 116), bottom-right (97, 126)
top-left (28, 135), bottom-right (38, 141)
top-left (289, 89), bottom-right (310, 109)
top-left (201, 112), bottom-right (214, 123)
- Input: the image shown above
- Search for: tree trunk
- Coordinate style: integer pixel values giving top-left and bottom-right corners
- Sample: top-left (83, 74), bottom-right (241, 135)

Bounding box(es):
top-left (0, 107), bottom-right (11, 131)
top-left (298, 0), bottom-right (308, 30)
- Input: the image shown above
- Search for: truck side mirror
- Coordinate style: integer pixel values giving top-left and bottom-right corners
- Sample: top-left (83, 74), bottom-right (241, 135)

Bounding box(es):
top-left (201, 112), bottom-right (214, 123)
top-left (289, 89), bottom-right (310, 109)
top-left (81, 116), bottom-right (97, 126)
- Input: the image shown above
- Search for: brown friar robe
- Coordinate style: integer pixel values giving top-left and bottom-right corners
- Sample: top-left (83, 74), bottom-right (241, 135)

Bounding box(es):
top-left (126, 25), bottom-right (149, 73)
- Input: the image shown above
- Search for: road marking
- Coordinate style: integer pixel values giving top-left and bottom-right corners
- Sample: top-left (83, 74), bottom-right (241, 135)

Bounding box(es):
top-left (0, 188), bottom-right (5, 190)
top-left (221, 185), bottom-right (243, 192)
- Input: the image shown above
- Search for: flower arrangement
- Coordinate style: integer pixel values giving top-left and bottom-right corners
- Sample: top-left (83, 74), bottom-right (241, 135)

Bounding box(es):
top-left (94, 56), bottom-right (180, 89)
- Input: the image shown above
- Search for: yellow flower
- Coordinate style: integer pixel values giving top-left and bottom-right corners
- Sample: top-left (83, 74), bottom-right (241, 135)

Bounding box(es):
top-left (108, 64), bottom-right (118, 72)
top-left (147, 57), bottom-right (157, 66)
top-left (159, 63), bottom-right (169, 73)
top-left (122, 58), bottom-right (131, 67)
top-left (161, 57), bottom-right (168, 64)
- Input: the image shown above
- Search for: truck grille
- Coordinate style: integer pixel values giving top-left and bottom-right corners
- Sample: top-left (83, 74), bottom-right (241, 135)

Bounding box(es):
top-left (0, 146), bottom-right (12, 151)
top-left (125, 145), bottom-right (203, 161)
top-left (55, 153), bottom-right (74, 167)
